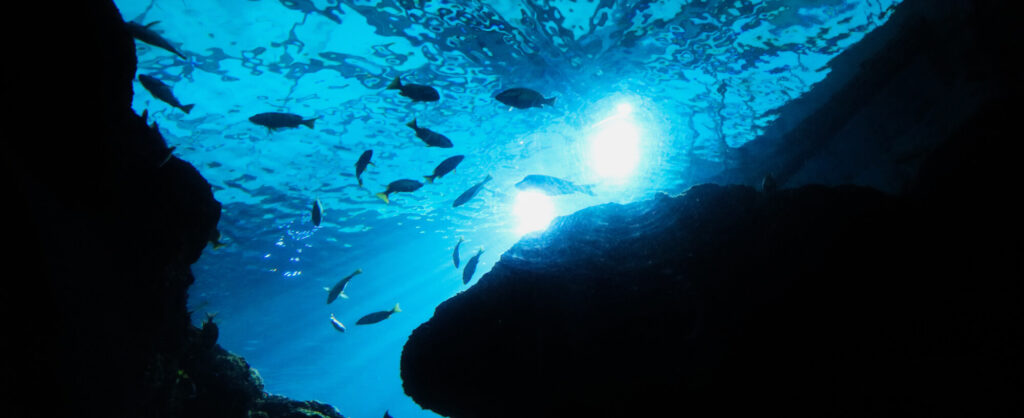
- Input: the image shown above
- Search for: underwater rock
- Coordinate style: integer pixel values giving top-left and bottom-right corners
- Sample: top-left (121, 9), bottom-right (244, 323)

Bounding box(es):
top-left (403, 115), bottom-right (1021, 417)
top-left (6, 1), bottom-right (346, 417)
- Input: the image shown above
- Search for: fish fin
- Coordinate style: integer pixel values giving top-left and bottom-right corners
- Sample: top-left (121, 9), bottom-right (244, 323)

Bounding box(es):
top-left (339, 292), bottom-right (349, 299)
top-left (211, 241), bottom-right (226, 250)
top-left (323, 287), bottom-right (331, 292)
top-left (355, 269), bottom-right (362, 274)
top-left (302, 118), bottom-right (316, 129)
top-left (181, 103), bottom-right (195, 114)
top-left (393, 303), bottom-right (401, 313)
top-left (581, 184), bottom-right (596, 196)
top-left (357, 176), bottom-right (363, 187)
top-left (406, 119), bottom-right (417, 129)
top-left (484, 174), bottom-right (493, 183)
top-left (375, 192), bottom-right (390, 204)
top-left (369, 161), bottom-right (376, 166)
top-left (424, 175), bottom-right (435, 184)
top-left (387, 76), bottom-right (401, 90)
top-left (141, 109), bottom-right (148, 121)
top-left (545, 96), bottom-right (556, 106)
top-left (145, 21), bottom-right (160, 28)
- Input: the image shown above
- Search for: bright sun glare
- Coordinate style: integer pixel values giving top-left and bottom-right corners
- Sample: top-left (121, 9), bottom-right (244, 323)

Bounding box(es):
top-left (514, 190), bottom-right (556, 235)
top-left (589, 101), bottom-right (641, 181)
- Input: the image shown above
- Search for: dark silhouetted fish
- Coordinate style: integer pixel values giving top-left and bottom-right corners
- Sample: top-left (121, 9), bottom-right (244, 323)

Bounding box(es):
top-left (355, 150), bottom-right (374, 187)
top-left (406, 119), bottom-right (453, 148)
top-left (515, 174), bottom-right (593, 196)
top-left (452, 174), bottom-right (492, 207)
top-left (311, 198), bottom-right (323, 226)
top-left (326, 269), bottom-right (361, 304)
top-left (452, 237), bottom-right (463, 269)
top-left (387, 77), bottom-right (440, 102)
top-left (495, 88), bottom-right (555, 109)
top-left (329, 314), bottom-right (346, 333)
top-left (249, 112), bottom-right (317, 130)
top-left (375, 179), bottom-right (423, 204)
top-left (424, 155), bottom-right (464, 183)
top-left (462, 248), bottom-right (484, 285)
top-left (138, 74), bottom-right (194, 114)
top-left (125, 21), bottom-right (187, 60)
top-left (356, 303), bottom-right (401, 325)
top-left (384, 410), bottom-right (393, 418)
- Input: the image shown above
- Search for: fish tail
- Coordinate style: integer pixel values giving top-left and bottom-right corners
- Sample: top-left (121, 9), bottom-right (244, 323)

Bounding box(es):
top-left (483, 174), bottom-right (493, 183)
top-left (392, 303), bottom-right (402, 313)
top-left (375, 192), bottom-right (390, 204)
top-left (424, 175), bottom-right (435, 184)
top-left (302, 118), bottom-right (317, 129)
top-left (581, 184), bottom-right (596, 196)
top-left (545, 96), bottom-right (556, 106)
top-left (406, 119), bottom-right (417, 129)
top-left (357, 176), bottom-right (363, 187)
top-left (387, 76), bottom-right (402, 90)
top-left (181, 103), bottom-right (195, 114)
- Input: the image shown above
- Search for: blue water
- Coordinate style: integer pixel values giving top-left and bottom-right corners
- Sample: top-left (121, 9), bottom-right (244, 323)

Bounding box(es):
top-left (116, 1), bottom-right (900, 416)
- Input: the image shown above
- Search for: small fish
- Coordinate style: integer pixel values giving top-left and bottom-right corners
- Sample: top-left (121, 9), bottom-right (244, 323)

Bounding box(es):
top-left (462, 248), bottom-right (484, 285)
top-left (453, 174), bottom-right (492, 207)
top-left (495, 88), bottom-right (556, 109)
top-left (406, 119), bottom-right (453, 148)
top-left (326, 269), bottom-right (361, 304)
top-left (329, 314), bottom-right (346, 333)
top-left (138, 74), bottom-right (194, 114)
top-left (356, 303), bottom-right (401, 325)
top-left (208, 228), bottom-right (227, 250)
top-left (125, 21), bottom-right (187, 60)
top-left (311, 198), bottom-right (323, 226)
top-left (249, 112), bottom-right (317, 130)
top-left (387, 77), bottom-right (440, 102)
top-left (376, 179), bottom-right (423, 204)
top-left (384, 410), bottom-right (393, 418)
top-left (452, 237), bottom-right (463, 269)
top-left (424, 155), bottom-right (464, 183)
top-left (515, 174), bottom-right (593, 196)
top-left (355, 150), bottom-right (374, 187)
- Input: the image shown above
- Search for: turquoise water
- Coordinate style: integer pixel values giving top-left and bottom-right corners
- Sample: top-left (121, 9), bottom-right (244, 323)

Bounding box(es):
top-left (116, 1), bottom-right (899, 416)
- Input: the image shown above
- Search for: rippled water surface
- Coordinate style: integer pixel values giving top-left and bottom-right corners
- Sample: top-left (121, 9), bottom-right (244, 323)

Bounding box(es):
top-left (115, 0), bottom-right (900, 416)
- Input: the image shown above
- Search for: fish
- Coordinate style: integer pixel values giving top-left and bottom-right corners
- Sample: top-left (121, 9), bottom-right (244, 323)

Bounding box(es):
top-left (356, 303), bottom-right (401, 325)
top-left (452, 174), bottom-right (492, 207)
top-left (387, 77), bottom-right (440, 102)
top-left (355, 150), bottom-right (374, 187)
top-left (514, 174), bottom-right (594, 196)
top-left (424, 155), bottom-right (464, 183)
top-left (249, 112), bottom-right (317, 130)
top-left (326, 269), bottom-right (361, 304)
top-left (138, 74), bottom-right (194, 114)
top-left (311, 198), bottom-right (323, 226)
top-left (125, 21), bottom-right (187, 60)
top-left (462, 248), bottom-right (484, 285)
top-left (495, 88), bottom-right (556, 109)
top-left (406, 119), bottom-right (453, 148)
top-left (329, 314), bottom-right (346, 333)
top-left (384, 410), bottom-right (393, 418)
top-left (375, 179), bottom-right (423, 204)
top-left (453, 237), bottom-right (463, 269)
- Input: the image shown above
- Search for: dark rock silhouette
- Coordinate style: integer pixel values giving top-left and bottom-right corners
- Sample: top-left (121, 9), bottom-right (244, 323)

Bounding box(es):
top-left (400, 0), bottom-right (1022, 416)
top-left (5, 1), bottom-right (343, 417)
